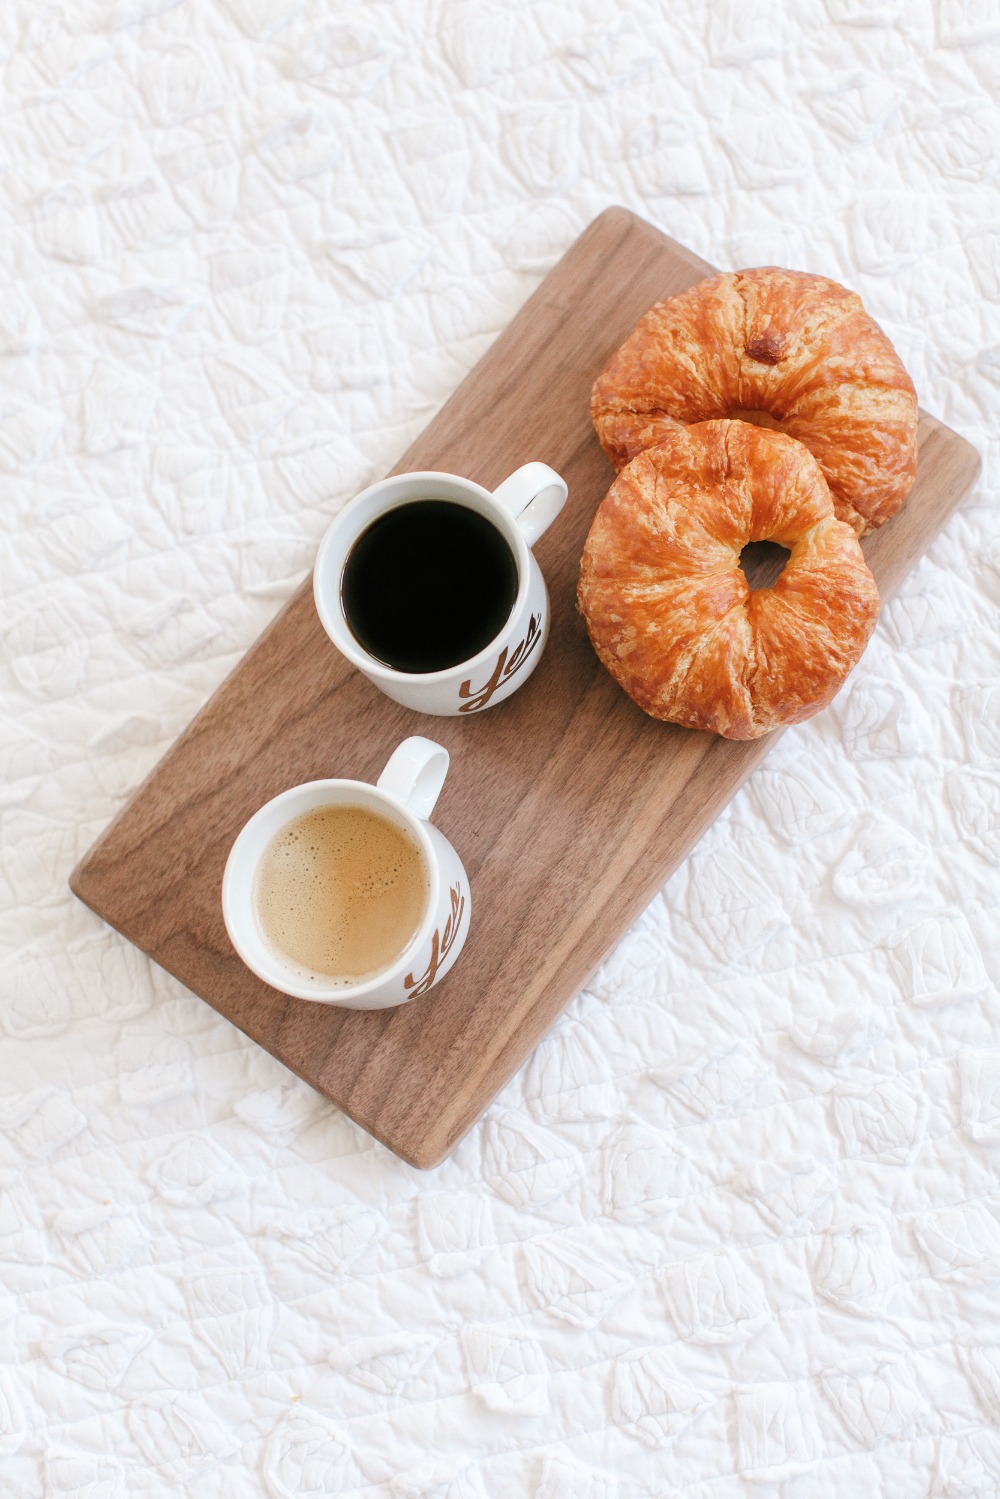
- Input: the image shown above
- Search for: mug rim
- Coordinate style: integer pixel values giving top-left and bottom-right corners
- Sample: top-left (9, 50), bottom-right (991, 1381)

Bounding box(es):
top-left (313, 470), bottom-right (532, 684)
top-left (221, 777), bottom-right (441, 1003)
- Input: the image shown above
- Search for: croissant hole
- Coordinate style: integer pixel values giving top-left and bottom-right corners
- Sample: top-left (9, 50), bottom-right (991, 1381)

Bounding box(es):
top-left (727, 407), bottom-right (783, 432)
top-left (739, 540), bottom-right (790, 590)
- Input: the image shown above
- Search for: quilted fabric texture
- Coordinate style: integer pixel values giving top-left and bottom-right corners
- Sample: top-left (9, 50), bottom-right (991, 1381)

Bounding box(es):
top-left (3, 2), bottom-right (999, 1494)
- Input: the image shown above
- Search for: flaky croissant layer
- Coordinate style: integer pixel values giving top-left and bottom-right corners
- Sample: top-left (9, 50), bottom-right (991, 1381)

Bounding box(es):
top-left (578, 421), bottom-right (882, 739)
top-left (591, 267), bottom-right (918, 536)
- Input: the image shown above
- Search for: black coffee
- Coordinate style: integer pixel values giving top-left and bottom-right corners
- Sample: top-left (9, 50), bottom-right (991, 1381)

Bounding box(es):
top-left (341, 500), bottom-right (519, 674)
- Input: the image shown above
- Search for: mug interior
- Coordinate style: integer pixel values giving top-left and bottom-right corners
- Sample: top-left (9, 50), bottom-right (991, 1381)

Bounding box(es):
top-left (222, 780), bottom-right (437, 1003)
top-left (314, 474), bottom-right (531, 682)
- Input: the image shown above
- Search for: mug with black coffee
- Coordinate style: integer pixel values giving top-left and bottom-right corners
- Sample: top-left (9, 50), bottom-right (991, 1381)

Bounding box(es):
top-left (222, 737), bottom-right (470, 1008)
top-left (313, 463), bottom-right (568, 715)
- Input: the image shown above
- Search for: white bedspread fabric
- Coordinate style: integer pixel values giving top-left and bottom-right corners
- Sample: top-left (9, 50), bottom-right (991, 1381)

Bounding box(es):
top-left (3, 1), bottom-right (999, 1494)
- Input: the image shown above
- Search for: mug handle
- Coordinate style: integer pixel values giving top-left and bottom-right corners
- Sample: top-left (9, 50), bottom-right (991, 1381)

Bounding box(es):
top-left (491, 462), bottom-right (568, 547)
top-left (377, 737), bottom-right (449, 820)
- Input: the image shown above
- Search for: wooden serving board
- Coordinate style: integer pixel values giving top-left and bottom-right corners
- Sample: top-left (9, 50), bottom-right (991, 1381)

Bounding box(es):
top-left (71, 208), bottom-right (981, 1167)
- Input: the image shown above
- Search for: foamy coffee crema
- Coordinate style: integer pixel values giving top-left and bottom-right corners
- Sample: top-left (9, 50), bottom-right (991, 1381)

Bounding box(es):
top-left (253, 805), bottom-right (428, 983)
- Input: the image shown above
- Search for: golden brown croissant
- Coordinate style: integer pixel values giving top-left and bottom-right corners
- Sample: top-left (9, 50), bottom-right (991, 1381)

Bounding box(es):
top-left (591, 267), bottom-right (918, 535)
top-left (578, 421), bottom-right (881, 739)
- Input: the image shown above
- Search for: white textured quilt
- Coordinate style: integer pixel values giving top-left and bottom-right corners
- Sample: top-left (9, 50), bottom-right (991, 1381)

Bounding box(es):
top-left (3, 2), bottom-right (999, 1494)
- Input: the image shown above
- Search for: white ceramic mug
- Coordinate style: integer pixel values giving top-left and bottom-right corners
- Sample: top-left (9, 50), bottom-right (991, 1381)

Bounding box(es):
top-left (313, 463), bottom-right (568, 716)
top-left (221, 737), bottom-right (470, 1008)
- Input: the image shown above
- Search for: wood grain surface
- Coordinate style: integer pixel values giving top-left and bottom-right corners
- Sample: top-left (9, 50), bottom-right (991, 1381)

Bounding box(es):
top-left (70, 208), bottom-right (982, 1167)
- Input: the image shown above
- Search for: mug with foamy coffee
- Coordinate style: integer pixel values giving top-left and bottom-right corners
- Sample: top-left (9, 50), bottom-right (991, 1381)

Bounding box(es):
top-left (222, 737), bottom-right (470, 1008)
top-left (313, 463), bottom-right (568, 716)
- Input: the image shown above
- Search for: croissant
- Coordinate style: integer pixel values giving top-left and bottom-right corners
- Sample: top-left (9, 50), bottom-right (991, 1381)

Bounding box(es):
top-left (591, 267), bottom-right (918, 535)
top-left (578, 421), bottom-right (881, 739)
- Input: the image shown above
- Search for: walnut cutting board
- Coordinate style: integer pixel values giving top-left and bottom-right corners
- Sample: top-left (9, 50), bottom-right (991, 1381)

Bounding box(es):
top-left (70, 208), bottom-right (981, 1167)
